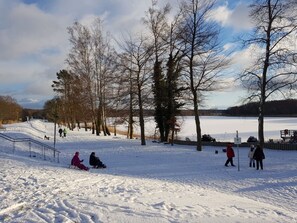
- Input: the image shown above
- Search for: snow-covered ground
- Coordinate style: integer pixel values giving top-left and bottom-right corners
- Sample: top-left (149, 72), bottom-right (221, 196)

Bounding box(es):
top-left (0, 118), bottom-right (296, 223)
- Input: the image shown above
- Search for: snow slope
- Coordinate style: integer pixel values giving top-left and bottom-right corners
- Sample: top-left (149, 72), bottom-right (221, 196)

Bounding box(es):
top-left (0, 119), bottom-right (296, 223)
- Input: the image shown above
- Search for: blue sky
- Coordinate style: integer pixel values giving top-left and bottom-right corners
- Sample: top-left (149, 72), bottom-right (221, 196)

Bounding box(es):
top-left (0, 0), bottom-right (254, 109)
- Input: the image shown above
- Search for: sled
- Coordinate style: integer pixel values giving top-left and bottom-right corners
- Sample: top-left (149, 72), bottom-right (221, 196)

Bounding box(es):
top-left (69, 164), bottom-right (80, 170)
top-left (91, 166), bottom-right (107, 169)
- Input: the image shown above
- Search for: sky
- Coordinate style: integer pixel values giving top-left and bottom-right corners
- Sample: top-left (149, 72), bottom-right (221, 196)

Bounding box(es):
top-left (0, 0), bottom-right (254, 109)
top-left (0, 118), bottom-right (296, 222)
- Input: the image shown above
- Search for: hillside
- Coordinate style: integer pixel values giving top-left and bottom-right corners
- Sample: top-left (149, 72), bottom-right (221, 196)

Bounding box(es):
top-left (0, 120), bottom-right (296, 222)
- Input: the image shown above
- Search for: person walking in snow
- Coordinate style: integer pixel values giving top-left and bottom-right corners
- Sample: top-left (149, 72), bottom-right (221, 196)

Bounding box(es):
top-left (71, 152), bottom-right (89, 171)
top-left (89, 152), bottom-right (106, 169)
top-left (253, 145), bottom-right (265, 170)
top-left (224, 143), bottom-right (235, 167)
top-left (248, 144), bottom-right (256, 168)
top-left (63, 128), bottom-right (67, 137)
top-left (58, 128), bottom-right (63, 137)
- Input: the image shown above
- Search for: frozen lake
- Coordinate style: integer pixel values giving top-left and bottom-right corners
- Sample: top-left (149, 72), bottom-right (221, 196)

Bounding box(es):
top-left (118, 116), bottom-right (297, 142)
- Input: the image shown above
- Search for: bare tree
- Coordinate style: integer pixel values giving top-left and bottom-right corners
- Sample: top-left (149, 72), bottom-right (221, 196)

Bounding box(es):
top-left (240, 0), bottom-right (297, 147)
top-left (91, 18), bottom-right (115, 136)
top-left (117, 34), bottom-right (153, 145)
top-left (115, 54), bottom-right (138, 139)
top-left (66, 19), bottom-right (115, 135)
top-left (179, 0), bottom-right (228, 151)
top-left (66, 22), bottom-right (95, 131)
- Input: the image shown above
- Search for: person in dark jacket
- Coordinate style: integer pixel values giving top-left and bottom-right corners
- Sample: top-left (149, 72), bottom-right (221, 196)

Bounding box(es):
top-left (71, 152), bottom-right (89, 171)
top-left (89, 152), bottom-right (106, 168)
top-left (224, 143), bottom-right (235, 167)
top-left (58, 128), bottom-right (63, 137)
top-left (253, 145), bottom-right (265, 170)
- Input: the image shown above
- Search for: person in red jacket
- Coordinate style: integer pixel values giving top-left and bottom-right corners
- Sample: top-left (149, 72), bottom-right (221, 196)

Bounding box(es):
top-left (224, 143), bottom-right (235, 167)
top-left (71, 152), bottom-right (89, 171)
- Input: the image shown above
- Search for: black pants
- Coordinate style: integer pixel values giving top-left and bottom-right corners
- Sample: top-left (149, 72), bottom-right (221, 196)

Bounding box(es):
top-left (256, 160), bottom-right (263, 170)
top-left (225, 158), bottom-right (234, 166)
top-left (249, 159), bottom-right (255, 167)
top-left (93, 159), bottom-right (106, 168)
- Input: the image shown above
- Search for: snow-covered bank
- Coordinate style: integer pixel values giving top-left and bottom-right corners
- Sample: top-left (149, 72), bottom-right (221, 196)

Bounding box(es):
top-left (0, 120), bottom-right (296, 222)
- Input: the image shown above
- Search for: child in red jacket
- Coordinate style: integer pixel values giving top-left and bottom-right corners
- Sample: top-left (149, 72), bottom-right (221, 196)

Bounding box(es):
top-left (224, 143), bottom-right (235, 167)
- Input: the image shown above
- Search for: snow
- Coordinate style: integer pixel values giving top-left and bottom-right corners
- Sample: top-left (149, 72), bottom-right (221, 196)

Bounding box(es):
top-left (0, 118), bottom-right (297, 223)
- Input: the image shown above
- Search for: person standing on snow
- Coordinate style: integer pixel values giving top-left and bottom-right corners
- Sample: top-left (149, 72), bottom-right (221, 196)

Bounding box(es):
top-left (58, 128), bottom-right (63, 137)
top-left (253, 145), bottom-right (265, 170)
top-left (248, 145), bottom-right (256, 168)
top-left (224, 143), bottom-right (235, 167)
top-left (63, 128), bottom-right (67, 137)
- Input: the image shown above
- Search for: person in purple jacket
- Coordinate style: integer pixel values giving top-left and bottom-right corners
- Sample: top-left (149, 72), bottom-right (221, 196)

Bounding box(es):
top-left (71, 152), bottom-right (89, 171)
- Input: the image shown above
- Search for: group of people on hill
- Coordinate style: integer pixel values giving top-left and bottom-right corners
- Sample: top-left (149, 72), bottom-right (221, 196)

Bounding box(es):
top-left (72, 142), bottom-right (265, 172)
top-left (58, 128), bottom-right (67, 138)
top-left (71, 151), bottom-right (107, 171)
top-left (224, 143), bottom-right (265, 170)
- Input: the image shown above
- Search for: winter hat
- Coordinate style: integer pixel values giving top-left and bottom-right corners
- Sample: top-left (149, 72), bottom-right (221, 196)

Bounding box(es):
top-left (75, 152), bottom-right (79, 155)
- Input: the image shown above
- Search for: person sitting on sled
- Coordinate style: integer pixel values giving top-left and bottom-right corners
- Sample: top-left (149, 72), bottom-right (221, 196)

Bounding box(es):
top-left (71, 152), bottom-right (89, 171)
top-left (89, 152), bottom-right (106, 168)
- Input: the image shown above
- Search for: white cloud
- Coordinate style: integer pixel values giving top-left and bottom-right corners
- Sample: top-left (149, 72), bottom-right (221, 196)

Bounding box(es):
top-left (210, 2), bottom-right (253, 31)
top-left (229, 44), bottom-right (263, 72)
top-left (0, 2), bottom-right (69, 60)
top-left (223, 42), bottom-right (237, 52)
top-left (0, 0), bottom-right (255, 109)
top-left (210, 5), bottom-right (231, 26)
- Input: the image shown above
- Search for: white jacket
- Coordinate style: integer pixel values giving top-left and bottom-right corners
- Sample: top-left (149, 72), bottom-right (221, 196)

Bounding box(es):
top-left (248, 149), bottom-right (255, 159)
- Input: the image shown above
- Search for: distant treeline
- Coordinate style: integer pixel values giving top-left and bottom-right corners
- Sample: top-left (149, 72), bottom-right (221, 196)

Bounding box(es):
top-left (17, 99), bottom-right (297, 121)
top-left (2, 98), bottom-right (297, 125)
top-left (0, 96), bottom-right (22, 125)
top-left (225, 99), bottom-right (297, 117)
top-left (171, 99), bottom-right (297, 117)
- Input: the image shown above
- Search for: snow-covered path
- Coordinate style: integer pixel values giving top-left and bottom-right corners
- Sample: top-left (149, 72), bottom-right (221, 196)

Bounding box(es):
top-left (0, 120), bottom-right (297, 222)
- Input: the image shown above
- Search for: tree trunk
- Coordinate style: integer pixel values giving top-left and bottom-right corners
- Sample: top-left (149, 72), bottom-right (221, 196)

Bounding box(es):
top-left (128, 87), bottom-right (134, 139)
top-left (193, 92), bottom-right (202, 151)
top-left (84, 121), bottom-right (88, 131)
top-left (258, 107), bottom-right (264, 148)
top-left (138, 84), bottom-right (146, 146)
